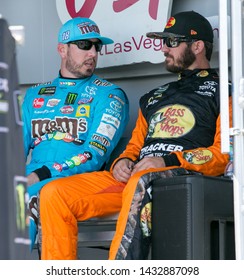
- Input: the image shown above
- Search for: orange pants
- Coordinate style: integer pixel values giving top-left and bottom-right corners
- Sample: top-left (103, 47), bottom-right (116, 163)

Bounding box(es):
top-left (40, 170), bottom-right (125, 260)
top-left (40, 166), bottom-right (179, 260)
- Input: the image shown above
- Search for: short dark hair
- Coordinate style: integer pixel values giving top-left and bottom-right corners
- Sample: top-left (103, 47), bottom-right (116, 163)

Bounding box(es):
top-left (186, 40), bottom-right (213, 61)
top-left (204, 41), bottom-right (213, 61)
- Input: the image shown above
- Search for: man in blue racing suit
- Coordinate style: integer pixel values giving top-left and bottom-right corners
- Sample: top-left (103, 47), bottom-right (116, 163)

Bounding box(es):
top-left (22, 17), bottom-right (129, 251)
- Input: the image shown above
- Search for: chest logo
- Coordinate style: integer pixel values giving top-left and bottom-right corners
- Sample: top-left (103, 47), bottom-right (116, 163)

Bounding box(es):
top-left (33, 98), bottom-right (44, 108)
top-left (65, 92), bottom-right (78, 105)
top-left (148, 104), bottom-right (195, 138)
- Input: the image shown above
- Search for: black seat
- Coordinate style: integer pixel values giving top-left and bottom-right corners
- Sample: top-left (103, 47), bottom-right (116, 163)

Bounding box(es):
top-left (151, 175), bottom-right (235, 260)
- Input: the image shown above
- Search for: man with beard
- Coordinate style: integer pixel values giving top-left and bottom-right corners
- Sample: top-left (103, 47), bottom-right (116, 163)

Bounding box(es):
top-left (22, 17), bottom-right (129, 253)
top-left (38, 11), bottom-right (232, 259)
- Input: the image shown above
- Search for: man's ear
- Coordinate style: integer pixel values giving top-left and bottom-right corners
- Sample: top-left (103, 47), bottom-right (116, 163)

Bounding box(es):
top-left (57, 43), bottom-right (67, 58)
top-left (193, 40), bottom-right (205, 55)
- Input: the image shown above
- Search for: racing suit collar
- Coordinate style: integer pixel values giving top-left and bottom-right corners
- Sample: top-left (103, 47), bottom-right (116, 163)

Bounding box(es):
top-left (58, 70), bottom-right (91, 88)
top-left (178, 68), bottom-right (216, 80)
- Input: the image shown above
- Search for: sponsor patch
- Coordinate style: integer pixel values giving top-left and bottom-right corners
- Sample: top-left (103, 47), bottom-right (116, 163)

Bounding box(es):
top-left (47, 99), bottom-right (61, 107)
top-left (196, 70), bottom-right (209, 77)
top-left (155, 84), bottom-right (169, 94)
top-left (38, 86), bottom-right (56, 95)
top-left (110, 100), bottom-right (122, 112)
top-left (53, 151), bottom-right (92, 172)
top-left (60, 105), bottom-right (74, 114)
top-left (105, 108), bottom-right (122, 120)
top-left (96, 122), bottom-right (116, 140)
top-left (183, 149), bottom-right (213, 164)
top-left (165, 17), bottom-right (176, 28)
top-left (65, 92), bottom-right (78, 105)
top-left (89, 141), bottom-right (107, 153)
top-left (78, 97), bottom-right (93, 104)
top-left (32, 81), bottom-right (52, 88)
top-left (59, 81), bottom-right (76, 87)
top-left (148, 104), bottom-right (195, 138)
top-left (93, 78), bottom-right (112, 87)
top-left (85, 86), bottom-right (97, 95)
top-left (34, 109), bottom-right (55, 114)
top-left (75, 105), bottom-right (90, 117)
top-left (101, 113), bottom-right (120, 128)
top-left (109, 94), bottom-right (125, 105)
top-left (31, 117), bottom-right (81, 138)
top-left (140, 143), bottom-right (183, 154)
top-left (33, 98), bottom-right (44, 108)
top-left (92, 134), bottom-right (110, 147)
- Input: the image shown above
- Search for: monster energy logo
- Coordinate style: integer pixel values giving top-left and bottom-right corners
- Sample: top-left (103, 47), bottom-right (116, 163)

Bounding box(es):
top-left (65, 92), bottom-right (78, 105)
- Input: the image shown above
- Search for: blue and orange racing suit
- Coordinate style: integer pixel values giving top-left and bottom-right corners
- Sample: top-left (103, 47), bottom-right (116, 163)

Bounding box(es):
top-left (22, 72), bottom-right (129, 249)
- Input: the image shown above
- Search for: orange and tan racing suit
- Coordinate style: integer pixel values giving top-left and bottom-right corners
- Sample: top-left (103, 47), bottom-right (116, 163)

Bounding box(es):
top-left (40, 68), bottom-right (232, 259)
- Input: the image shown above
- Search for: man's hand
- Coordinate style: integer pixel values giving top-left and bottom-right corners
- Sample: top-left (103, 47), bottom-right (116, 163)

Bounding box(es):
top-left (131, 157), bottom-right (166, 176)
top-left (112, 158), bottom-right (135, 183)
top-left (27, 172), bottom-right (40, 186)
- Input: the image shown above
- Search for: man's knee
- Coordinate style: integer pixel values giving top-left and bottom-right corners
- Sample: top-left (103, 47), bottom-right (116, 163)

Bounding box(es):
top-left (40, 179), bottom-right (60, 201)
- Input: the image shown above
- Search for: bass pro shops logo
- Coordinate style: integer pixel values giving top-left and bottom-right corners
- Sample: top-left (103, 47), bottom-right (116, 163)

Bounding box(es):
top-left (65, 92), bottom-right (78, 105)
top-left (148, 104), bottom-right (195, 138)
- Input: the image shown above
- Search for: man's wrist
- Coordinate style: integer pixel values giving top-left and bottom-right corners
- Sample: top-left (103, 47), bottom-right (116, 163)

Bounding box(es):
top-left (33, 165), bottom-right (51, 181)
top-left (163, 154), bottom-right (180, 167)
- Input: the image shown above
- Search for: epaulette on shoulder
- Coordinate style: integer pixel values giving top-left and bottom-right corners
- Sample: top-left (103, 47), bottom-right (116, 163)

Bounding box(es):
top-left (32, 81), bottom-right (52, 88)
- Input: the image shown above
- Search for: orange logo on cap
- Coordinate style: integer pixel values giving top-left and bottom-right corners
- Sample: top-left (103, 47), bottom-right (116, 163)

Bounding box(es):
top-left (190, 29), bottom-right (197, 35)
top-left (165, 17), bottom-right (176, 29)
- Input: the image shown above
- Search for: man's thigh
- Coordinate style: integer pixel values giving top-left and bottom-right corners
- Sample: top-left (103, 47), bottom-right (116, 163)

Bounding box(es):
top-left (41, 170), bottom-right (125, 220)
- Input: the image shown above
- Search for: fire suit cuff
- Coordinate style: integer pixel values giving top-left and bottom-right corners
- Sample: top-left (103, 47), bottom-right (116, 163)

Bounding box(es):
top-left (163, 154), bottom-right (181, 167)
top-left (33, 165), bottom-right (51, 181)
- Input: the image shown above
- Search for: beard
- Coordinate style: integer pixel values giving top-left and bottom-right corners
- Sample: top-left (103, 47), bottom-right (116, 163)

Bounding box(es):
top-left (65, 49), bottom-right (95, 78)
top-left (165, 45), bottom-right (196, 73)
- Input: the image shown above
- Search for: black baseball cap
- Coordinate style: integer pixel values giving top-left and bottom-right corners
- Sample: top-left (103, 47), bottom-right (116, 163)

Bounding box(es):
top-left (147, 11), bottom-right (213, 43)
